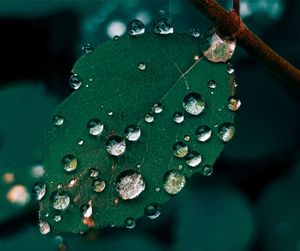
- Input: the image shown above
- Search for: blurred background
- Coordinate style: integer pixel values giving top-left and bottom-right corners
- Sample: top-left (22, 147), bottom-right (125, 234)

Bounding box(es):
top-left (0, 0), bottom-right (300, 250)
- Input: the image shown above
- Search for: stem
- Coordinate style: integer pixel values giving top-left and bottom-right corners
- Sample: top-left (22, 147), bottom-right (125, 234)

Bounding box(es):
top-left (233, 0), bottom-right (240, 17)
top-left (190, 0), bottom-right (300, 85)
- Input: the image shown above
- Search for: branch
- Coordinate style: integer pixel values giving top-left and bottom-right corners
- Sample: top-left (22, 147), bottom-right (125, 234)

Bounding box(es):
top-left (233, 0), bottom-right (240, 17)
top-left (190, 0), bottom-right (300, 85)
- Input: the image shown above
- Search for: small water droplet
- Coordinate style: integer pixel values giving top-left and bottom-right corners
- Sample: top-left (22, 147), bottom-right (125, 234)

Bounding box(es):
top-left (186, 151), bottom-right (202, 167)
top-left (201, 165), bottom-right (213, 176)
top-left (208, 80), bottom-right (217, 89)
top-left (113, 35), bottom-right (120, 40)
top-left (77, 139), bottom-right (84, 145)
top-left (124, 125), bottom-right (141, 141)
top-left (92, 179), bottom-right (106, 193)
top-left (53, 115), bottom-right (64, 126)
top-left (57, 183), bottom-right (63, 189)
top-left (125, 217), bottom-right (136, 229)
top-left (81, 201), bottom-right (93, 218)
top-left (108, 111), bottom-right (114, 116)
top-left (69, 74), bottom-right (82, 90)
top-left (183, 92), bottom-right (205, 115)
top-left (82, 43), bottom-right (94, 54)
top-left (227, 63), bottom-right (235, 74)
top-left (128, 19), bottom-right (145, 36)
top-left (218, 122), bottom-right (235, 142)
top-left (153, 18), bottom-right (173, 35)
top-left (184, 135), bottom-right (190, 141)
top-left (137, 62), bottom-right (146, 71)
top-left (51, 191), bottom-right (70, 210)
top-left (89, 168), bottom-right (98, 178)
top-left (152, 102), bottom-right (163, 114)
top-left (145, 113), bottom-right (154, 123)
top-left (32, 182), bottom-right (46, 201)
top-left (155, 187), bottom-right (160, 192)
top-left (116, 170), bottom-right (145, 200)
top-left (39, 222), bottom-right (51, 235)
top-left (62, 154), bottom-right (77, 172)
top-left (173, 141), bottom-right (188, 158)
top-left (87, 118), bottom-right (104, 136)
top-left (144, 203), bottom-right (161, 219)
top-left (196, 125), bottom-right (212, 142)
top-left (106, 136), bottom-right (126, 156)
top-left (163, 171), bottom-right (186, 195)
top-left (227, 96), bottom-right (241, 111)
top-left (54, 215), bottom-right (62, 222)
top-left (190, 28), bottom-right (200, 38)
top-left (2, 172), bottom-right (14, 184)
top-left (173, 112), bottom-right (184, 124)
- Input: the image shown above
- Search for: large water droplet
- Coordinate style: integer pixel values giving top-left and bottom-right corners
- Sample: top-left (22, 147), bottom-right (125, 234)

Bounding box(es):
top-left (116, 170), bottom-right (145, 200)
top-left (128, 19), bottom-right (145, 36)
top-left (144, 113), bottom-right (154, 123)
top-left (87, 118), bottom-right (104, 136)
top-left (227, 96), bottom-right (241, 111)
top-left (173, 112), bottom-right (184, 124)
top-left (92, 179), bottom-right (106, 193)
top-left (69, 74), bottom-right (82, 90)
top-left (125, 217), bottom-right (136, 229)
top-left (51, 191), bottom-right (70, 210)
top-left (172, 141), bottom-right (188, 158)
top-left (81, 201), bottom-right (93, 218)
top-left (153, 18), bottom-right (174, 35)
top-left (208, 80), bottom-right (217, 89)
top-left (201, 165), bottom-right (213, 176)
top-left (106, 136), bottom-right (126, 156)
top-left (163, 170), bottom-right (186, 195)
top-left (39, 222), bottom-right (51, 235)
top-left (62, 154), bottom-right (77, 172)
top-left (32, 182), bottom-right (46, 201)
top-left (82, 43), bottom-right (94, 54)
top-left (196, 125), bottom-right (212, 142)
top-left (218, 122), bottom-right (235, 142)
top-left (152, 102), bottom-right (163, 114)
top-left (53, 115), bottom-right (64, 126)
top-left (183, 92), bottom-right (205, 115)
top-left (124, 125), bottom-right (141, 141)
top-left (137, 62), bottom-right (146, 70)
top-left (144, 203), bottom-right (161, 219)
top-left (186, 151), bottom-right (202, 167)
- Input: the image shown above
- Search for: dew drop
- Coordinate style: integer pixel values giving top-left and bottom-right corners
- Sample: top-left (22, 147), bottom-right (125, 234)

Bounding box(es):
top-left (208, 80), bottom-right (217, 89)
top-left (39, 222), bottom-right (51, 235)
top-left (81, 201), bottom-right (93, 218)
top-left (196, 125), bottom-right (212, 142)
top-left (108, 111), bottom-right (114, 116)
top-left (137, 62), bottom-right (146, 71)
top-left (186, 151), bottom-right (202, 167)
top-left (113, 35), bottom-right (120, 40)
top-left (89, 168), bottom-right (98, 178)
top-left (62, 154), bottom-right (77, 172)
top-left (227, 63), bottom-right (235, 74)
top-left (152, 102), bottom-right (163, 114)
top-left (190, 28), bottom-right (200, 38)
top-left (3, 172), bottom-right (15, 184)
top-left (54, 215), bottom-right (62, 222)
top-left (153, 18), bottom-right (174, 35)
top-left (173, 112), bottom-right (184, 124)
top-left (184, 135), bottom-right (190, 141)
top-left (116, 170), bottom-right (145, 200)
top-left (77, 139), bottom-right (84, 145)
top-left (50, 191), bottom-right (70, 210)
top-left (128, 19), bottom-right (145, 36)
top-left (163, 171), bottom-right (186, 195)
top-left (201, 165), bottom-right (213, 176)
top-left (32, 182), bottom-right (46, 201)
top-left (81, 43), bottom-right (94, 54)
top-left (106, 136), bottom-right (126, 156)
top-left (144, 203), bottom-right (161, 219)
top-left (125, 217), bottom-right (136, 229)
top-left (124, 125), bottom-right (141, 141)
top-left (172, 141), bottom-right (188, 158)
top-left (183, 92), bottom-right (205, 115)
top-left (69, 74), bottom-right (82, 90)
top-left (227, 96), bottom-right (241, 111)
top-left (87, 118), bottom-right (104, 136)
top-left (217, 122), bottom-right (235, 142)
top-left (92, 179), bottom-right (106, 193)
top-left (144, 113), bottom-right (154, 123)
top-left (53, 115), bottom-right (64, 126)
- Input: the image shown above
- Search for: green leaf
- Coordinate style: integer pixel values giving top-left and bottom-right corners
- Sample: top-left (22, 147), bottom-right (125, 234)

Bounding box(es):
top-left (39, 32), bottom-right (236, 233)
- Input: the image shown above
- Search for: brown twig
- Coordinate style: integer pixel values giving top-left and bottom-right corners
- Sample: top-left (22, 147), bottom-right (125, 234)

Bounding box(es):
top-left (233, 0), bottom-right (240, 17)
top-left (190, 0), bottom-right (300, 85)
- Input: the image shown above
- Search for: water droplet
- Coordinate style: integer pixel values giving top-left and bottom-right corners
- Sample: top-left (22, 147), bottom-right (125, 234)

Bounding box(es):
top-left (53, 115), bottom-right (64, 126)
top-left (196, 125), bottom-right (212, 142)
top-left (106, 136), bottom-right (126, 156)
top-left (51, 191), bottom-right (70, 210)
top-left (163, 171), bottom-right (186, 195)
top-left (113, 35), bottom-right (120, 40)
top-left (39, 222), bottom-right (51, 235)
top-left (62, 154), bottom-right (77, 172)
top-left (7, 185), bottom-right (30, 205)
top-left (54, 215), bottom-right (62, 222)
top-left (173, 141), bottom-right (188, 158)
top-left (32, 182), bottom-right (46, 201)
top-left (190, 28), bottom-right (200, 37)
top-left (144, 203), bottom-right (161, 219)
top-left (92, 179), bottom-right (106, 193)
top-left (183, 92), bottom-right (205, 115)
top-left (144, 113), bottom-right (154, 123)
top-left (124, 125), bottom-right (141, 141)
top-left (77, 139), bottom-right (84, 145)
top-left (82, 43), bottom-right (94, 54)
top-left (227, 96), bottom-right (241, 111)
top-left (128, 19), bottom-right (145, 36)
top-left (89, 168), bottom-right (98, 178)
top-left (81, 201), bottom-right (93, 218)
top-left (218, 122), bottom-right (235, 142)
top-left (202, 27), bottom-right (236, 63)
top-left (208, 80), bottom-right (217, 89)
top-left (87, 118), bottom-right (104, 136)
top-left (57, 183), bottom-right (63, 189)
top-left (201, 165), bottom-right (213, 176)
top-left (108, 111), bottom-right (114, 116)
top-left (2, 172), bottom-right (15, 184)
top-left (125, 217), bottom-right (136, 229)
top-left (137, 62), bottom-right (146, 71)
top-left (153, 18), bottom-right (174, 35)
top-left (69, 74), bottom-right (82, 90)
top-left (116, 170), bottom-right (145, 200)
top-left (227, 63), bottom-right (235, 74)
top-left (152, 102), bottom-right (163, 114)
top-left (173, 112), bottom-right (184, 124)
top-left (186, 151), bottom-right (202, 167)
